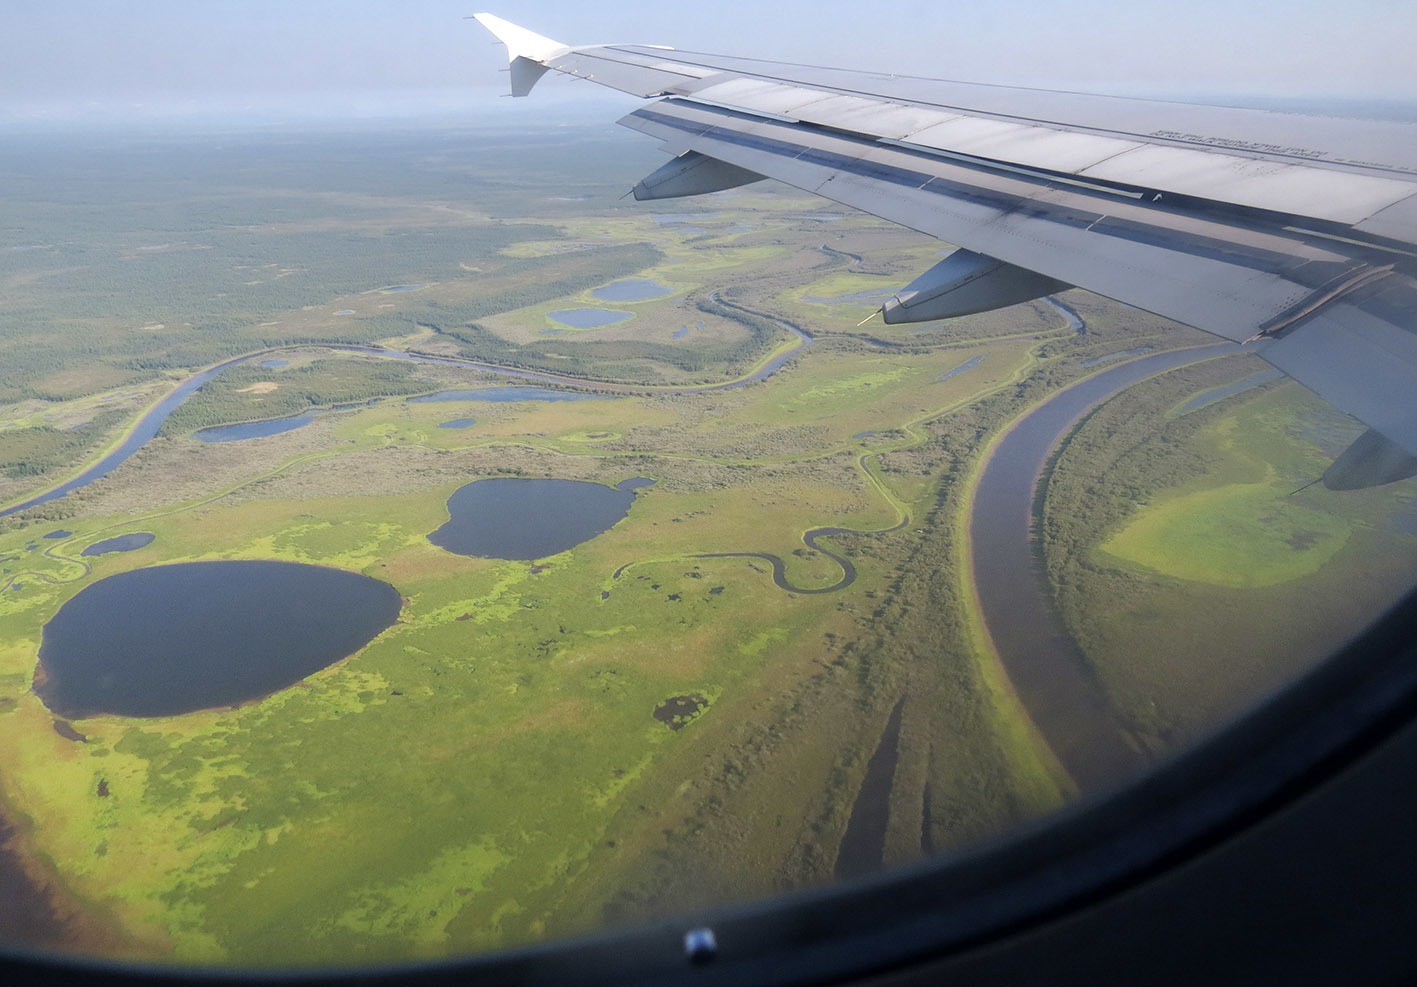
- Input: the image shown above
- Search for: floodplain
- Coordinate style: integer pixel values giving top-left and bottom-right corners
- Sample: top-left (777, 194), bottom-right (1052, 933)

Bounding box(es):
top-left (0, 119), bottom-right (1413, 968)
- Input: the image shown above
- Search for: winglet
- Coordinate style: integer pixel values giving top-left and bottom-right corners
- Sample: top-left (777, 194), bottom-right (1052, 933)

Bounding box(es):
top-left (472, 13), bottom-right (570, 97)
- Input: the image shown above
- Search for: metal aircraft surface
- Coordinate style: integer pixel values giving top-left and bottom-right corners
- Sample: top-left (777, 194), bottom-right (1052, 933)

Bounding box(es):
top-left (473, 12), bottom-right (1417, 490)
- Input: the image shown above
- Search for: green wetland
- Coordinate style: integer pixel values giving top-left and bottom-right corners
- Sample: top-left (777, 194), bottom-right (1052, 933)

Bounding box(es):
top-left (0, 121), bottom-right (1413, 967)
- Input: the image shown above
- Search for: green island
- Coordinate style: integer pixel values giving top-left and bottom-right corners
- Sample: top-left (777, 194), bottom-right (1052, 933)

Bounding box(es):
top-left (1, 121), bottom-right (1413, 967)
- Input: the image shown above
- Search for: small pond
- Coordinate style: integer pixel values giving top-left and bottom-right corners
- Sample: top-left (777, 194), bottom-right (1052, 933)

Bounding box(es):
top-left (194, 414), bottom-right (315, 443)
top-left (548, 309), bottom-right (634, 329)
top-left (438, 418), bottom-right (478, 429)
top-left (409, 387), bottom-right (612, 404)
top-left (939, 355), bottom-right (985, 380)
top-left (652, 214), bottom-right (719, 225)
top-left (429, 477), bottom-right (652, 560)
top-left (36, 561), bottom-right (401, 718)
top-left (592, 279), bottom-right (673, 302)
top-left (654, 693), bottom-right (709, 731)
top-left (1178, 369), bottom-right (1285, 414)
top-left (81, 533), bottom-right (155, 556)
top-left (42, 530), bottom-right (71, 540)
top-left (1079, 346), bottom-right (1153, 368)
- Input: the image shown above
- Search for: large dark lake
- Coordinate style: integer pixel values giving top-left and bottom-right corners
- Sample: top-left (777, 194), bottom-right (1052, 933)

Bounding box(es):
top-left (36, 561), bottom-right (401, 718)
top-left (429, 477), bottom-right (651, 560)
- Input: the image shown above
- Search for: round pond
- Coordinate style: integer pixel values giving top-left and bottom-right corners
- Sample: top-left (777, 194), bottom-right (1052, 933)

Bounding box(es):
top-left (36, 561), bottom-right (402, 718)
top-left (428, 477), bottom-right (650, 560)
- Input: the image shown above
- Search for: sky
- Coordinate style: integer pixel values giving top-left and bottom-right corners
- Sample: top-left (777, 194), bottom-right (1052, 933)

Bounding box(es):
top-left (3, 0), bottom-right (1416, 127)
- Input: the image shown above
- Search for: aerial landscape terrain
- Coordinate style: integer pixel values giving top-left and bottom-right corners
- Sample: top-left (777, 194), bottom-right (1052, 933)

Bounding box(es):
top-left (1, 117), bottom-right (1415, 968)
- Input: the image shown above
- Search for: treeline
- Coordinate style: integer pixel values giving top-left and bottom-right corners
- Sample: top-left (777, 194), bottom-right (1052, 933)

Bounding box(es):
top-left (1, 124), bottom-right (648, 236)
top-left (3, 225), bottom-right (554, 327)
top-left (354, 247), bottom-right (798, 383)
top-left (0, 409), bottom-right (128, 478)
top-left (160, 358), bottom-right (432, 434)
top-left (0, 222), bottom-right (555, 403)
top-left (1040, 356), bottom-right (1277, 600)
top-left (392, 243), bottom-right (662, 327)
top-left (0, 233), bottom-right (645, 404)
top-left (1037, 355), bottom-right (1280, 750)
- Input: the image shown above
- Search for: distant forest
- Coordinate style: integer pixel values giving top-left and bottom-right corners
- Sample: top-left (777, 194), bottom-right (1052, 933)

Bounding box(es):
top-left (0, 125), bottom-right (666, 404)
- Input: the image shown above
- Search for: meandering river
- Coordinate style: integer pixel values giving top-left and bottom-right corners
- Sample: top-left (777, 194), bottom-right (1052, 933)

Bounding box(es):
top-left (1, 308), bottom-right (812, 519)
top-left (0, 295), bottom-right (1261, 937)
top-left (970, 342), bottom-right (1240, 793)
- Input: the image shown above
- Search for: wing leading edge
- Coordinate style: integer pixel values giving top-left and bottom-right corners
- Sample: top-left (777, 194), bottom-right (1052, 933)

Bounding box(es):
top-left (473, 14), bottom-right (1417, 486)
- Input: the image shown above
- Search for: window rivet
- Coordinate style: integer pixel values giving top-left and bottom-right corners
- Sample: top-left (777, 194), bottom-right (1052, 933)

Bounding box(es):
top-left (683, 926), bottom-right (717, 965)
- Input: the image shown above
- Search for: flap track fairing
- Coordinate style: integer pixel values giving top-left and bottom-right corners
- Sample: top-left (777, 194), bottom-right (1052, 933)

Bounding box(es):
top-left (632, 152), bottom-right (766, 200)
top-left (881, 249), bottom-right (1073, 324)
top-left (1323, 427), bottom-right (1417, 490)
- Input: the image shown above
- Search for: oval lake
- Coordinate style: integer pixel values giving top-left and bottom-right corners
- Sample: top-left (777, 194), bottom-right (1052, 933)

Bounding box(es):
top-left (36, 561), bottom-right (402, 718)
top-left (81, 532), bottom-right (156, 556)
top-left (428, 477), bottom-right (651, 560)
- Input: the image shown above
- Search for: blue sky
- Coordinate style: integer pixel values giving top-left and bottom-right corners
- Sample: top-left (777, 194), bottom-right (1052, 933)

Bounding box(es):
top-left (3, 0), bottom-right (1415, 125)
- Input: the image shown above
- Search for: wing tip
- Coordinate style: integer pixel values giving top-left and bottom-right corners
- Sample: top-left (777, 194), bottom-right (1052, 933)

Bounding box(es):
top-left (471, 13), bottom-right (568, 64)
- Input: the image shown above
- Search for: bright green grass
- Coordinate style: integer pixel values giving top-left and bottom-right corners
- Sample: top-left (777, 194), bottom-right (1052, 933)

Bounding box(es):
top-left (0, 190), bottom-right (1071, 966)
top-left (1100, 480), bottom-right (1352, 588)
top-left (0, 329), bottom-right (996, 965)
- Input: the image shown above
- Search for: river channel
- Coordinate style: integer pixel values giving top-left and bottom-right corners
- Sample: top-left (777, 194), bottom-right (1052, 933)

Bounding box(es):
top-left (0, 295), bottom-right (1255, 941)
top-left (0, 306), bottom-right (812, 520)
top-left (971, 342), bottom-right (1240, 793)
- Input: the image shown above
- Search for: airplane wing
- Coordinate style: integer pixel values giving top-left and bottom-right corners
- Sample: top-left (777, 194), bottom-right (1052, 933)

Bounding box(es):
top-left (473, 13), bottom-right (1417, 488)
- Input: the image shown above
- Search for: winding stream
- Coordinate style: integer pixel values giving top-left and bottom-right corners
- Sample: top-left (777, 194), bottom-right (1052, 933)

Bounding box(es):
top-left (695, 516), bottom-right (910, 594)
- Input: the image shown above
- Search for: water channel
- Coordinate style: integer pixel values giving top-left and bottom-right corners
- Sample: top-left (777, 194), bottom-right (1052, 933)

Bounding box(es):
top-left (0, 353), bottom-right (260, 518)
top-left (0, 296), bottom-right (1260, 935)
top-left (970, 342), bottom-right (1239, 793)
top-left (1, 303), bottom-right (811, 520)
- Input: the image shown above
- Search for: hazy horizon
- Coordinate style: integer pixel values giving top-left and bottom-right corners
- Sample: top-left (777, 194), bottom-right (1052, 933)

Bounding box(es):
top-left (5, 1), bottom-right (1416, 129)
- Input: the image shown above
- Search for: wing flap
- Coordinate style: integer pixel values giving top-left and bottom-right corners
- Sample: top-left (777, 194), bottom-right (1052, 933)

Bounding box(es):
top-left (1079, 145), bottom-right (1413, 225)
top-left (624, 99), bottom-right (1356, 338)
top-left (1263, 282), bottom-right (1417, 457)
top-left (475, 20), bottom-right (1417, 235)
top-left (906, 118), bottom-right (1144, 173)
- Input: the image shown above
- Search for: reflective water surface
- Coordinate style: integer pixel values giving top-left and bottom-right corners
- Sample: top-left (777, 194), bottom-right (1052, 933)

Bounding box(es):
top-left (36, 561), bottom-right (401, 718)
